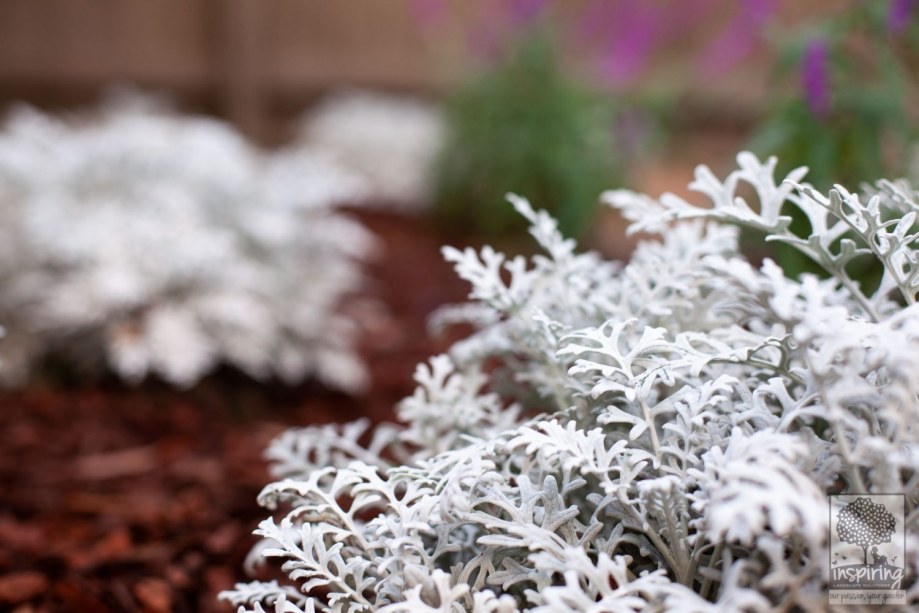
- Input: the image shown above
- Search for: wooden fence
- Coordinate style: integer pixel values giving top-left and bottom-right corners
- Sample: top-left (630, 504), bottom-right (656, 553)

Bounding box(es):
top-left (0, 0), bottom-right (839, 142)
top-left (0, 0), bottom-right (434, 141)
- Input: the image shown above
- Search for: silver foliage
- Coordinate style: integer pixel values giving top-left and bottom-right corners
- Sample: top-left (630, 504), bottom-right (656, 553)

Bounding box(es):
top-left (298, 90), bottom-right (445, 211)
top-left (226, 152), bottom-right (918, 611)
top-left (0, 95), bottom-right (373, 389)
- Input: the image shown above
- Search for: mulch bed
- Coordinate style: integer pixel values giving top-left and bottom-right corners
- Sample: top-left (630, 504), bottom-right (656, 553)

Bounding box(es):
top-left (0, 210), bottom-right (470, 612)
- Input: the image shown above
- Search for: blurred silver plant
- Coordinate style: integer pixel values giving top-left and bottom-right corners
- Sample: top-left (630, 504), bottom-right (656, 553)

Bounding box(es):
top-left (224, 153), bottom-right (918, 611)
top-left (0, 94), bottom-right (374, 389)
top-left (298, 89), bottom-right (444, 211)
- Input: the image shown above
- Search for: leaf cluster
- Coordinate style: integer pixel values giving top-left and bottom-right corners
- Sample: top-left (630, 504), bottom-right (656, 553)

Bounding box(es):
top-left (0, 95), bottom-right (373, 389)
top-left (228, 153), bottom-right (919, 611)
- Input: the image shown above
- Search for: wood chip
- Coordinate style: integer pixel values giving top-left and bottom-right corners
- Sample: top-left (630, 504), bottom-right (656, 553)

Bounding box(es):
top-left (0, 572), bottom-right (49, 604)
top-left (133, 578), bottom-right (172, 613)
top-left (75, 445), bottom-right (158, 480)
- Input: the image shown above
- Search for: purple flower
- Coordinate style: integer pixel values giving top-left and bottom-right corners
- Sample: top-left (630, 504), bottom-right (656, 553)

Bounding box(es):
top-left (801, 38), bottom-right (831, 117)
top-left (888, 0), bottom-right (917, 34)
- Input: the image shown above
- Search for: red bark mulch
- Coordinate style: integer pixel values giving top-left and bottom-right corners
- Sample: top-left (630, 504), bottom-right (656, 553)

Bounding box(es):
top-left (0, 210), bottom-right (471, 613)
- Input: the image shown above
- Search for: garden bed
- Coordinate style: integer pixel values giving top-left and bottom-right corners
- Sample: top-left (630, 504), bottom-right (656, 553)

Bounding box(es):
top-left (0, 210), bottom-right (468, 613)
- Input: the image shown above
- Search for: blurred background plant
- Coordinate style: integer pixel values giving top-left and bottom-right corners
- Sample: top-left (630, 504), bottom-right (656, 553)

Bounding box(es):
top-left (0, 92), bottom-right (375, 390)
top-left (432, 25), bottom-right (626, 238)
top-left (752, 0), bottom-right (918, 189)
top-left (418, 0), bottom-right (781, 238)
top-left (1, 1), bottom-right (912, 388)
top-left (750, 0), bottom-right (919, 280)
top-left (297, 89), bottom-right (445, 213)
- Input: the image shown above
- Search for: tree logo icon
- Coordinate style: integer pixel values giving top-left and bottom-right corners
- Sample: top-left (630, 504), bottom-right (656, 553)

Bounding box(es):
top-left (836, 497), bottom-right (897, 566)
top-left (829, 494), bottom-right (905, 605)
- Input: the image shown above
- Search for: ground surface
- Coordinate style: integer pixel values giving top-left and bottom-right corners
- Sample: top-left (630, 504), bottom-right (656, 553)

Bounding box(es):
top-left (0, 210), bottom-right (471, 613)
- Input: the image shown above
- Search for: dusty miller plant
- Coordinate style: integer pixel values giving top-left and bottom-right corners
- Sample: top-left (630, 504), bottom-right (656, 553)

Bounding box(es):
top-left (299, 89), bottom-right (444, 212)
top-left (0, 95), bottom-right (373, 389)
top-left (225, 152), bottom-right (918, 611)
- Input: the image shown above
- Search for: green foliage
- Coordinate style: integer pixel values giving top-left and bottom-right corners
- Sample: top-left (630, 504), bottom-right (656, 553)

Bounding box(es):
top-left (433, 31), bottom-right (623, 238)
top-left (752, 94), bottom-right (903, 282)
top-left (750, 2), bottom-right (918, 279)
top-left (751, 3), bottom-right (916, 191)
top-left (753, 94), bottom-right (903, 193)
